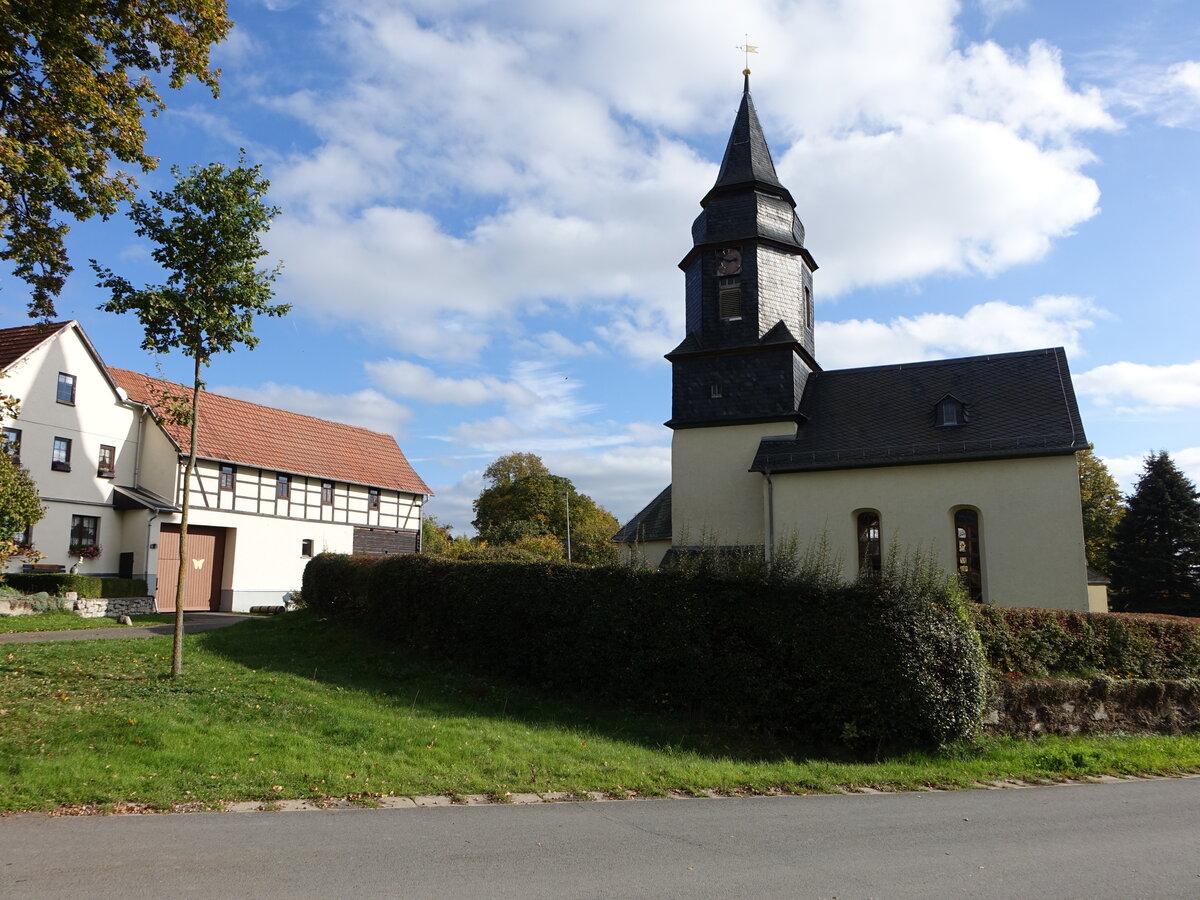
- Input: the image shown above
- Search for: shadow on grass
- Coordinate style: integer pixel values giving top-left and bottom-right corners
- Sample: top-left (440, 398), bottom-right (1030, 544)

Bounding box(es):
top-left (195, 609), bottom-right (855, 766)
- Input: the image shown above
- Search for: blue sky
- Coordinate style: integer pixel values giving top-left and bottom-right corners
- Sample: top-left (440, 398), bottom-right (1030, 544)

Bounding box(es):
top-left (6, 0), bottom-right (1200, 534)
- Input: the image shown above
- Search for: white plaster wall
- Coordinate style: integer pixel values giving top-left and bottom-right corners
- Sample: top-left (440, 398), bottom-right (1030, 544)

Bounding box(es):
top-left (671, 422), bottom-right (797, 546)
top-left (155, 508), bottom-right (356, 610)
top-left (768, 455), bottom-right (1089, 610)
top-left (2, 326), bottom-right (143, 574)
top-left (618, 539), bottom-right (671, 570)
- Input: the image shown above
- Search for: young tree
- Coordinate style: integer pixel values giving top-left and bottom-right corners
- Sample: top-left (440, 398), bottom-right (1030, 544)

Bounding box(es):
top-left (1108, 451), bottom-right (1200, 614)
top-left (1077, 448), bottom-right (1125, 574)
top-left (472, 453), bottom-right (619, 565)
top-left (92, 156), bottom-right (287, 676)
top-left (2, 0), bottom-right (231, 319)
top-left (0, 447), bottom-right (44, 572)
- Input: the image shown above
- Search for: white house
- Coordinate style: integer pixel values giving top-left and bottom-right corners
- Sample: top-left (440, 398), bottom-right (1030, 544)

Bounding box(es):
top-left (1, 320), bottom-right (431, 611)
top-left (615, 76), bottom-right (1099, 613)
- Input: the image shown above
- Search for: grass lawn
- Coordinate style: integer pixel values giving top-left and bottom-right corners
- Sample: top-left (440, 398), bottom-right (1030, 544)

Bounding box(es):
top-left (0, 611), bottom-right (176, 634)
top-left (2, 610), bottom-right (1199, 813)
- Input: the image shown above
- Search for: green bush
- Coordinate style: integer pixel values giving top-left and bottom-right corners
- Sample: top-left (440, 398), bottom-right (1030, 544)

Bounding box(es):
top-left (2, 573), bottom-right (148, 599)
top-left (971, 606), bottom-right (1200, 679)
top-left (303, 549), bottom-right (987, 751)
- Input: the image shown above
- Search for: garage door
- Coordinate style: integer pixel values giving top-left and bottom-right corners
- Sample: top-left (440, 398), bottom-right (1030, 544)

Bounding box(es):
top-left (156, 525), bottom-right (226, 612)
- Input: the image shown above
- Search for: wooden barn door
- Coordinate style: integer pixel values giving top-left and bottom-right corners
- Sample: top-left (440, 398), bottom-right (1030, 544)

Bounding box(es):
top-left (156, 525), bottom-right (225, 612)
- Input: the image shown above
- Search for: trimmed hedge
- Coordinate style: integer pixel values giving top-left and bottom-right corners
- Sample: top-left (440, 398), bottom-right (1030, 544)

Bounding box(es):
top-left (303, 553), bottom-right (988, 751)
top-left (971, 606), bottom-right (1200, 679)
top-left (2, 573), bottom-right (148, 599)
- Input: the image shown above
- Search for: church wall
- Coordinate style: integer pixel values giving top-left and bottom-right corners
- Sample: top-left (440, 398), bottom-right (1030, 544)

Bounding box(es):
top-left (672, 421), bottom-right (796, 546)
top-left (768, 455), bottom-right (1089, 611)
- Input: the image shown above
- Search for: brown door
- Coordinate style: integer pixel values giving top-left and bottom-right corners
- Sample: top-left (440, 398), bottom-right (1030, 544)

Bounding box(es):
top-left (156, 525), bottom-right (225, 611)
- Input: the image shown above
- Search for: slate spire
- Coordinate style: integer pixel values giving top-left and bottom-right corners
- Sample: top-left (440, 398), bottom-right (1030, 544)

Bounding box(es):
top-left (703, 70), bottom-right (792, 208)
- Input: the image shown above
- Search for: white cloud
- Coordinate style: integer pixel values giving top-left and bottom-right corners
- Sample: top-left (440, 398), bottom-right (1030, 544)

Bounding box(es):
top-left (1074, 360), bottom-right (1200, 416)
top-left (211, 382), bottom-right (412, 437)
top-left (256, 0), bottom-right (1117, 361)
top-left (978, 0), bottom-right (1026, 26)
top-left (1109, 59), bottom-right (1200, 128)
top-left (1100, 447), bottom-right (1200, 495)
top-left (424, 440), bottom-right (671, 535)
top-left (365, 359), bottom-right (539, 406)
top-left (820, 295), bottom-right (1101, 368)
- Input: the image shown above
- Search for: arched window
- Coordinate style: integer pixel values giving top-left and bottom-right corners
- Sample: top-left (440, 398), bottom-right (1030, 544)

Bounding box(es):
top-left (954, 508), bottom-right (983, 602)
top-left (857, 510), bottom-right (882, 576)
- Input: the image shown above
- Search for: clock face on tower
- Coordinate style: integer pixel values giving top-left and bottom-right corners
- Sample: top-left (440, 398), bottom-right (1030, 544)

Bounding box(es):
top-left (716, 247), bottom-right (742, 276)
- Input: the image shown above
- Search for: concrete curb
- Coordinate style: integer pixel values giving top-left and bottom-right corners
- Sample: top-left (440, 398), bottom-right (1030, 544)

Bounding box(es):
top-left (15, 772), bottom-right (1199, 819)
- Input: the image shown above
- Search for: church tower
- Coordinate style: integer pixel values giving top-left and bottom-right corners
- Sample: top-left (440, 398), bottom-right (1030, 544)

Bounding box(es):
top-left (667, 71), bottom-right (819, 430)
top-left (667, 73), bottom-right (818, 547)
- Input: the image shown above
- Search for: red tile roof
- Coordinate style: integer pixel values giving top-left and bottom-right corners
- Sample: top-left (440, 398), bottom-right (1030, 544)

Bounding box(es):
top-left (0, 321), bottom-right (71, 369)
top-left (109, 367), bottom-right (432, 496)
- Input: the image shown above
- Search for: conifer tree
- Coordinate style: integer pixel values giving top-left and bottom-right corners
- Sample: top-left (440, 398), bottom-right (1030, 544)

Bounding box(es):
top-left (1109, 451), bottom-right (1200, 614)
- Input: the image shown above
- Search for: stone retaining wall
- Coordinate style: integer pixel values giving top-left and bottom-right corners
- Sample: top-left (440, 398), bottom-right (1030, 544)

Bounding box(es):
top-left (73, 596), bottom-right (156, 618)
top-left (984, 677), bottom-right (1200, 737)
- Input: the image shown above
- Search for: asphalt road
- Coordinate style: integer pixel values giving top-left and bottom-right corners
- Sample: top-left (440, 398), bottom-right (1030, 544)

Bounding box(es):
top-left (4, 777), bottom-right (1199, 899)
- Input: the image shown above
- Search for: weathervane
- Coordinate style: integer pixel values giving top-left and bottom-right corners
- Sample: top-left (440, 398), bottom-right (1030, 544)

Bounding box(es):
top-left (736, 34), bottom-right (759, 75)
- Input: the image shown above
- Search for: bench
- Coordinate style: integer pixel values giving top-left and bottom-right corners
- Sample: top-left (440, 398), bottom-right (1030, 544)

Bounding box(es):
top-left (21, 563), bottom-right (66, 573)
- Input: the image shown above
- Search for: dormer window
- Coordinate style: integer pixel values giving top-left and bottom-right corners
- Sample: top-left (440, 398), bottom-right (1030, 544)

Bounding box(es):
top-left (934, 395), bottom-right (967, 427)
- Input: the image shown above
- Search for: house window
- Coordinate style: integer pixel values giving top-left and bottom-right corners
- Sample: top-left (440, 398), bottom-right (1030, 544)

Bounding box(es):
top-left (368, 488), bottom-right (380, 510)
top-left (2, 426), bottom-right (20, 462)
top-left (954, 508), bottom-right (983, 603)
top-left (52, 436), bottom-right (72, 471)
top-left (301, 539), bottom-right (314, 557)
top-left (321, 481), bottom-right (334, 505)
top-left (276, 474), bottom-right (290, 499)
top-left (935, 395), bottom-right (967, 427)
top-left (98, 444), bottom-right (115, 477)
top-left (11, 524), bottom-right (32, 547)
top-left (710, 384), bottom-right (723, 399)
top-left (719, 279), bottom-right (742, 320)
top-left (70, 515), bottom-right (99, 551)
top-left (804, 285), bottom-right (813, 330)
top-left (56, 372), bottom-right (76, 405)
top-left (220, 464), bottom-right (235, 491)
top-left (857, 511), bottom-right (882, 575)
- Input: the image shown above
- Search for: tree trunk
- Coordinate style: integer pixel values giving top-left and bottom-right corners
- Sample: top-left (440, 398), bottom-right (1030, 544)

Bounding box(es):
top-left (171, 357), bottom-right (203, 677)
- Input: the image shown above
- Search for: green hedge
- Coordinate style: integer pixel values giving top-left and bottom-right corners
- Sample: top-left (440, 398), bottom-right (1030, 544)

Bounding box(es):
top-left (971, 606), bottom-right (1200, 679)
top-left (303, 553), bottom-right (987, 751)
top-left (2, 574), bottom-right (148, 599)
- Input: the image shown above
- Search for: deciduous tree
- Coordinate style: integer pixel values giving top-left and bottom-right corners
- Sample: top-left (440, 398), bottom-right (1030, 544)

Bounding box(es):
top-left (92, 156), bottom-right (286, 675)
top-left (1109, 451), bottom-right (1200, 614)
top-left (1077, 448), bottom-right (1125, 574)
top-left (2, 0), bottom-right (231, 319)
top-left (473, 453), bottom-right (618, 565)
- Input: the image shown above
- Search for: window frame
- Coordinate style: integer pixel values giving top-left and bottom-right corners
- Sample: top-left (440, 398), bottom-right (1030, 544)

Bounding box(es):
top-left (56, 372), bottom-right (77, 405)
top-left (856, 510), bottom-right (882, 576)
top-left (51, 436), bottom-right (72, 472)
top-left (276, 473), bottom-right (291, 500)
top-left (321, 481), bottom-right (334, 505)
top-left (2, 426), bottom-right (21, 463)
top-left (219, 463), bottom-right (235, 491)
top-left (97, 444), bottom-right (116, 478)
top-left (301, 538), bottom-right (314, 558)
top-left (934, 394), bottom-right (967, 427)
top-left (368, 488), bottom-right (381, 510)
top-left (69, 514), bottom-right (99, 550)
top-left (953, 508), bottom-right (983, 603)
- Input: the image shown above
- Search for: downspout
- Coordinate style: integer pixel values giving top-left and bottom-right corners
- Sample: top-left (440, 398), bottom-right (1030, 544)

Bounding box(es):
top-left (764, 467), bottom-right (775, 564)
top-left (145, 508), bottom-right (159, 593)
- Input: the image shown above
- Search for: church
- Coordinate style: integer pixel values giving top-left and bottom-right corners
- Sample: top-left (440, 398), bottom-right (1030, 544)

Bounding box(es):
top-left (615, 74), bottom-right (1100, 612)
